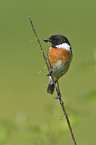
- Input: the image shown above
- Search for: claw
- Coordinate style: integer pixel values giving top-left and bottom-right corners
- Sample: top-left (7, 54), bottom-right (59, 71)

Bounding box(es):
top-left (54, 94), bottom-right (63, 105)
top-left (55, 96), bottom-right (60, 99)
top-left (54, 93), bottom-right (61, 99)
top-left (46, 69), bottom-right (54, 76)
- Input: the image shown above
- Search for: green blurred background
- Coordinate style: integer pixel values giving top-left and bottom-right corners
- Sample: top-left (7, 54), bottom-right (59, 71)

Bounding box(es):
top-left (0, 0), bottom-right (96, 144)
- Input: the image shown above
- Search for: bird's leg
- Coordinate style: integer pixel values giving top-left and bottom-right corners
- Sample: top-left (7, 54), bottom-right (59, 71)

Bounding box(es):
top-left (55, 80), bottom-right (61, 99)
top-left (46, 58), bottom-right (54, 76)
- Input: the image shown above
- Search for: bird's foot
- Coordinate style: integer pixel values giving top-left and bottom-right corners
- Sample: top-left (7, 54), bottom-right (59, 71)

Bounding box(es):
top-left (46, 69), bottom-right (54, 76)
top-left (55, 92), bottom-right (61, 99)
top-left (55, 93), bottom-right (63, 104)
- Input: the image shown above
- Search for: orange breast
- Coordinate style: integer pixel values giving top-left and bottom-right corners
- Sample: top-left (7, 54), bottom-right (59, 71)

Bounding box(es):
top-left (48, 47), bottom-right (72, 67)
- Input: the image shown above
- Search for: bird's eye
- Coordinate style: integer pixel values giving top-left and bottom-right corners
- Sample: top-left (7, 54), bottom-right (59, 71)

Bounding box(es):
top-left (54, 37), bottom-right (59, 42)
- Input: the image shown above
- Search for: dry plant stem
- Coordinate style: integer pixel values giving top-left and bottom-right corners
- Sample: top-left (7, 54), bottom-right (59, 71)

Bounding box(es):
top-left (29, 17), bottom-right (77, 145)
top-left (56, 81), bottom-right (77, 145)
top-left (61, 102), bottom-right (77, 145)
top-left (29, 17), bottom-right (55, 85)
top-left (29, 17), bottom-right (50, 71)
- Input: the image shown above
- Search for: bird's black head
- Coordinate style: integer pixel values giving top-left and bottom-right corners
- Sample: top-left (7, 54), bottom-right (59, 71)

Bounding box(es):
top-left (43, 34), bottom-right (70, 47)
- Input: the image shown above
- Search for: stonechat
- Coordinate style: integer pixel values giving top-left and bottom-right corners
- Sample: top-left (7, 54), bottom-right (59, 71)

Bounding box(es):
top-left (43, 34), bottom-right (72, 94)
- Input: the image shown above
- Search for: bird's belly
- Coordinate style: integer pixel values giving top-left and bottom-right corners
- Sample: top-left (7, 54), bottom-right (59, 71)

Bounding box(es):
top-left (52, 61), bottom-right (69, 79)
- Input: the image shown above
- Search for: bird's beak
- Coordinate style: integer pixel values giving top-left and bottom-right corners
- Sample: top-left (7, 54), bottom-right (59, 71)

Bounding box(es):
top-left (43, 38), bottom-right (51, 43)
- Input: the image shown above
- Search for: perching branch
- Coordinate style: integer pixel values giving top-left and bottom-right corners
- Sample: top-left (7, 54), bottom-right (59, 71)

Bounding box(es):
top-left (29, 17), bottom-right (77, 145)
top-left (29, 17), bottom-right (50, 71)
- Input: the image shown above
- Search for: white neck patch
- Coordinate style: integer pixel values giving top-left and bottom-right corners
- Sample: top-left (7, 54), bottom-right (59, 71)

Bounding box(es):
top-left (55, 43), bottom-right (71, 51)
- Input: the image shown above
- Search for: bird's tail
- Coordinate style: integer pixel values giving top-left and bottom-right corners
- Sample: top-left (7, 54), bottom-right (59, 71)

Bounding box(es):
top-left (47, 83), bottom-right (55, 94)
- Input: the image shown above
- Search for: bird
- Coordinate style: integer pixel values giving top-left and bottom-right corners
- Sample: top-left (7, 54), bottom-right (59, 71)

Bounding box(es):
top-left (43, 34), bottom-right (72, 95)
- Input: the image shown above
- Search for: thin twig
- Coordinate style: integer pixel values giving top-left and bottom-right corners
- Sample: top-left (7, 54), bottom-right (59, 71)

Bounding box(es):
top-left (29, 17), bottom-right (55, 86)
top-left (29, 17), bottom-right (77, 145)
top-left (29, 17), bottom-right (50, 71)
top-left (60, 101), bottom-right (77, 145)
